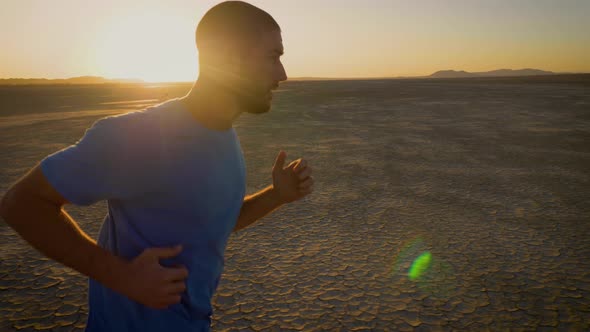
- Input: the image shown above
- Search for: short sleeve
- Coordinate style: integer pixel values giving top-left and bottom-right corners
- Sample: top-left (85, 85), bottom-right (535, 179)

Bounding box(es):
top-left (40, 115), bottom-right (157, 206)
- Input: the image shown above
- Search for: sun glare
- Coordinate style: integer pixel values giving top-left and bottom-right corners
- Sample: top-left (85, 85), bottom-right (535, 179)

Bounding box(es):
top-left (93, 11), bottom-right (198, 83)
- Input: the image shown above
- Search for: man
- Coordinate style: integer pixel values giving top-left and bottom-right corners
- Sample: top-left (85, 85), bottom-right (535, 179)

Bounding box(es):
top-left (0, 1), bottom-right (314, 331)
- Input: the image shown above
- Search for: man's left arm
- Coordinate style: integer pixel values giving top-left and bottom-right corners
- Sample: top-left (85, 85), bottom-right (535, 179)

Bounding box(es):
top-left (233, 151), bottom-right (314, 232)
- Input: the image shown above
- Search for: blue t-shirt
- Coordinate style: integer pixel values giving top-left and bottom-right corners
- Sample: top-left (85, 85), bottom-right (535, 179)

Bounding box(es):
top-left (41, 98), bottom-right (246, 331)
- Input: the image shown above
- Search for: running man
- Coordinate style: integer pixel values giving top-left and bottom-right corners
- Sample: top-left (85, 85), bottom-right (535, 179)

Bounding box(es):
top-left (0, 1), bottom-right (314, 331)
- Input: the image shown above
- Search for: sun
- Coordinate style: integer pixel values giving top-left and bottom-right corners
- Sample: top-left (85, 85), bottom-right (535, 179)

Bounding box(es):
top-left (93, 10), bottom-right (198, 83)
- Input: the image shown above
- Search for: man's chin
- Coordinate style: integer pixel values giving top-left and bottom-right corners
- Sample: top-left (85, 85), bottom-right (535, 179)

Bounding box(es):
top-left (245, 106), bottom-right (271, 114)
top-left (244, 100), bottom-right (272, 114)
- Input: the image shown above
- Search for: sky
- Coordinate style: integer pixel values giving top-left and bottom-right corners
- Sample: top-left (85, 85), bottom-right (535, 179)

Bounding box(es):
top-left (1, 0), bottom-right (589, 82)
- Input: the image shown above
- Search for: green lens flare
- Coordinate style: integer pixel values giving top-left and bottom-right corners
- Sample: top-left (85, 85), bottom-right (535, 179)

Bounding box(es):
top-left (408, 251), bottom-right (432, 281)
top-left (391, 237), bottom-right (426, 279)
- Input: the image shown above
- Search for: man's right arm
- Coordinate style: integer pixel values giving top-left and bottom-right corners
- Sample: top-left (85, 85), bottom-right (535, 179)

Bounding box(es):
top-left (0, 165), bottom-right (188, 309)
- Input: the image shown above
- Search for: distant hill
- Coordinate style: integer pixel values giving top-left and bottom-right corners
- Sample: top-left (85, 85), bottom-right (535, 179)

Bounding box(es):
top-left (291, 69), bottom-right (558, 81)
top-left (429, 69), bottom-right (554, 79)
top-left (0, 76), bottom-right (144, 85)
top-left (1, 70), bottom-right (571, 85)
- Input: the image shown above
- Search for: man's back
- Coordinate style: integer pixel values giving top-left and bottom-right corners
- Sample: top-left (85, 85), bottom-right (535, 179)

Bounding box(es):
top-left (40, 99), bottom-right (246, 331)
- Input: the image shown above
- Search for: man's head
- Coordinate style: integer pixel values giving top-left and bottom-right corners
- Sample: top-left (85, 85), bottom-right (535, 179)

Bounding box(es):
top-left (196, 1), bottom-right (287, 114)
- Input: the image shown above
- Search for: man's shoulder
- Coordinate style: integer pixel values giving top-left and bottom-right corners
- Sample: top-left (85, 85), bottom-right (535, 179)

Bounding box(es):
top-left (93, 98), bottom-right (181, 135)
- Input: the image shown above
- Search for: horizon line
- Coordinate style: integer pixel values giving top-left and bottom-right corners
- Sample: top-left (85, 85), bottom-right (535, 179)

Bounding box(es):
top-left (1, 70), bottom-right (589, 84)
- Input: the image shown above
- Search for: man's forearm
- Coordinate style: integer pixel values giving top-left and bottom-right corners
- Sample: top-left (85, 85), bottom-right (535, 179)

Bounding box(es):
top-left (234, 185), bottom-right (284, 232)
top-left (0, 191), bottom-right (128, 292)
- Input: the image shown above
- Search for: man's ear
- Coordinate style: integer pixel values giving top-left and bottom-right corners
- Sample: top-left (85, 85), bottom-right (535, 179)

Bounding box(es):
top-left (226, 52), bottom-right (244, 71)
top-left (200, 50), bottom-right (241, 80)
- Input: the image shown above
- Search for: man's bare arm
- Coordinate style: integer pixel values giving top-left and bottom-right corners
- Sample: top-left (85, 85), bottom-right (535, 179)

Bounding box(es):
top-left (0, 165), bottom-right (188, 309)
top-left (233, 185), bottom-right (283, 232)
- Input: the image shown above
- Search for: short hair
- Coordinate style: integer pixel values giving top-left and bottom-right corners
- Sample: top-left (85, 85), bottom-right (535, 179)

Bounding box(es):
top-left (196, 1), bottom-right (280, 66)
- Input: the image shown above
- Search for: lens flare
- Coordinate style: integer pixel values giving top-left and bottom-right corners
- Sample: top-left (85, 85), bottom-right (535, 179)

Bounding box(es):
top-left (391, 237), bottom-right (428, 278)
top-left (390, 236), bottom-right (456, 299)
top-left (408, 251), bottom-right (432, 281)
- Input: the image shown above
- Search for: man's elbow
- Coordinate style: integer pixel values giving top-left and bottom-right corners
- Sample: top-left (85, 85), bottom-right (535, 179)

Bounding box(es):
top-left (0, 186), bottom-right (18, 225)
top-left (0, 182), bottom-right (51, 226)
top-left (1, 166), bottom-right (68, 223)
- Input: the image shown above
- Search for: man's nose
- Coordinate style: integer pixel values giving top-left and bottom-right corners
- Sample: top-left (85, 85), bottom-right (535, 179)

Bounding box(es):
top-left (278, 63), bottom-right (288, 82)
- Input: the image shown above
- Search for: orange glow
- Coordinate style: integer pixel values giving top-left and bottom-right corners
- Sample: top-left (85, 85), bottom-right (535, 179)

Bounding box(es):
top-left (93, 10), bottom-right (198, 82)
top-left (1, 0), bottom-right (588, 82)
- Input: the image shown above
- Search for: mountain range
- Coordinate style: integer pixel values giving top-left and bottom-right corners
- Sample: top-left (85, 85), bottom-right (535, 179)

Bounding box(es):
top-left (428, 68), bottom-right (554, 78)
top-left (0, 69), bottom-right (564, 85)
top-left (0, 76), bottom-right (144, 85)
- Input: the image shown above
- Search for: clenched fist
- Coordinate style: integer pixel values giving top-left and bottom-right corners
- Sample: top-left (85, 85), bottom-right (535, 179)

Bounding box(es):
top-left (271, 151), bottom-right (314, 204)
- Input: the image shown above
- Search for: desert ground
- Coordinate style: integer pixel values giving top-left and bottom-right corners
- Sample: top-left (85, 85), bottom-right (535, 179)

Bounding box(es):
top-left (1, 76), bottom-right (589, 330)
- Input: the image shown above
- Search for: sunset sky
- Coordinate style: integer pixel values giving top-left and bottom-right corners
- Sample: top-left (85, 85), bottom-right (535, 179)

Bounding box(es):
top-left (1, 0), bottom-right (589, 82)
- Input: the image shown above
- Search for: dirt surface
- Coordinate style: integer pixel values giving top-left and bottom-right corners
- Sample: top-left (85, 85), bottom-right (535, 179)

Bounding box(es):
top-left (1, 77), bottom-right (589, 331)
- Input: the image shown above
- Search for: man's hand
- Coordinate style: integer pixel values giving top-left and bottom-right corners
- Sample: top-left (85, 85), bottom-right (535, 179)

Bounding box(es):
top-left (119, 245), bottom-right (188, 309)
top-left (271, 150), bottom-right (314, 204)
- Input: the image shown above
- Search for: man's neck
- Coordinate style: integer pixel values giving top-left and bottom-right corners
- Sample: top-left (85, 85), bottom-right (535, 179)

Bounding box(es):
top-left (179, 79), bottom-right (241, 131)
